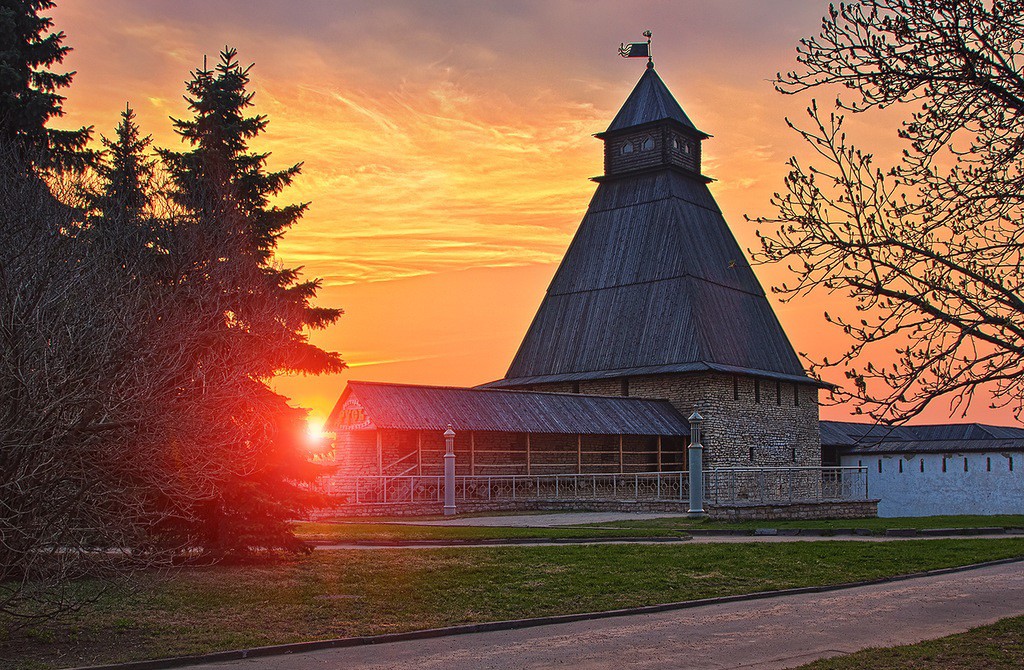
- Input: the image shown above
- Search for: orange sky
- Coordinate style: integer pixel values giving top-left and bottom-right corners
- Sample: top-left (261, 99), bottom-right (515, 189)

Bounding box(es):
top-left (48, 1), bottom-right (1018, 427)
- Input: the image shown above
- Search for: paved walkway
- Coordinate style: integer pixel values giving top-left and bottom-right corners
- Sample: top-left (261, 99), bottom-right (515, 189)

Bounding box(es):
top-left (314, 533), bottom-right (1015, 550)
top-left (197, 561), bottom-right (1024, 670)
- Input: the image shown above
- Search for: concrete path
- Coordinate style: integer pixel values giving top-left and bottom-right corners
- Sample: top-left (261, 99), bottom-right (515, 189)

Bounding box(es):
top-left (197, 561), bottom-right (1024, 670)
top-left (314, 533), bottom-right (1016, 550)
top-left (390, 511), bottom-right (692, 527)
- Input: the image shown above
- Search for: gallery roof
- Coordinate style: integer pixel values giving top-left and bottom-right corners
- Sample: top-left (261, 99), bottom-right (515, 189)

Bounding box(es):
top-left (326, 381), bottom-right (690, 436)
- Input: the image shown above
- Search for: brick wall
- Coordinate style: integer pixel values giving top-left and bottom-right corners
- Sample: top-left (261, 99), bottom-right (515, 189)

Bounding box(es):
top-left (523, 372), bottom-right (822, 468)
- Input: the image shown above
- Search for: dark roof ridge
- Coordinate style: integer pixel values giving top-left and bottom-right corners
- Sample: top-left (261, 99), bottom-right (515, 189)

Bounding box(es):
top-left (822, 419), bottom-right (1019, 431)
top-left (545, 268), bottom-right (766, 300)
top-left (584, 189), bottom-right (723, 218)
top-left (491, 360), bottom-right (819, 385)
top-left (348, 379), bottom-right (677, 404)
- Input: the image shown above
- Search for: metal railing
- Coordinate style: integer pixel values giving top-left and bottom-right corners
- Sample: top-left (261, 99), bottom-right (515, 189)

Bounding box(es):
top-left (334, 466), bottom-right (868, 505)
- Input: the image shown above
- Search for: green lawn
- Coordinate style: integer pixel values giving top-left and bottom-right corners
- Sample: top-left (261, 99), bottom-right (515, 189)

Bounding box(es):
top-left (295, 521), bottom-right (688, 542)
top-left (294, 515), bottom-right (1024, 543)
top-left (797, 614), bottom-right (1024, 669)
top-left (3, 539), bottom-right (1023, 670)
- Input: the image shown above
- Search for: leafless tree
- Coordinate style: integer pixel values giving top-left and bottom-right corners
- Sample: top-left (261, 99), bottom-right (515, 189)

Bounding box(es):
top-left (752, 0), bottom-right (1024, 423)
top-left (0, 148), bottom-right (273, 623)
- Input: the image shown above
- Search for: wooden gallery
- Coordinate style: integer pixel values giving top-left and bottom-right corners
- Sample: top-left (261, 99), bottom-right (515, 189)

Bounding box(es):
top-left (322, 61), bottom-right (876, 519)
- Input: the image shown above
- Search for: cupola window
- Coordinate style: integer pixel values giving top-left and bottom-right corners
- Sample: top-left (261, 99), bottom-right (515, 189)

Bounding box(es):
top-left (641, 136), bottom-right (654, 151)
top-left (621, 142), bottom-right (634, 155)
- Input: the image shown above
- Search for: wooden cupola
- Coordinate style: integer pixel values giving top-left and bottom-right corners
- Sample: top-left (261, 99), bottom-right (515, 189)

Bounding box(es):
top-left (594, 63), bottom-right (711, 182)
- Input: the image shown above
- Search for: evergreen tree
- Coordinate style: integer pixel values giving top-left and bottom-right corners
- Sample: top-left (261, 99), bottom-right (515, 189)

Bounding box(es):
top-left (93, 105), bottom-right (153, 226)
top-left (157, 48), bottom-right (343, 557)
top-left (0, 0), bottom-right (93, 170)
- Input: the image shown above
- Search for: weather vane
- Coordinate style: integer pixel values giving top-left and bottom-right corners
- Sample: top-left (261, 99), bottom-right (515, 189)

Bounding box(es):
top-left (618, 30), bottom-right (653, 67)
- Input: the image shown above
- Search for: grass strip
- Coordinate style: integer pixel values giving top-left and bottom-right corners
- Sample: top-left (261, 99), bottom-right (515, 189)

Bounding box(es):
top-left (294, 515), bottom-right (1024, 543)
top-left (3, 539), bottom-right (1023, 670)
top-left (572, 514), bottom-right (1024, 534)
top-left (295, 521), bottom-right (687, 542)
top-left (796, 613), bottom-right (1024, 669)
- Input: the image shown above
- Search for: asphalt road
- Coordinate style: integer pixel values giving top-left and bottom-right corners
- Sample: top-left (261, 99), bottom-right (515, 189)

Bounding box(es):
top-left (197, 560), bottom-right (1024, 670)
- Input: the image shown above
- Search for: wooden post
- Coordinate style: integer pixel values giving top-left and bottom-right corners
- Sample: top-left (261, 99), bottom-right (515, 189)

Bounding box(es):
top-left (577, 434), bottom-right (582, 474)
top-left (657, 435), bottom-right (663, 472)
top-left (376, 430), bottom-right (383, 476)
top-left (526, 432), bottom-right (532, 475)
top-left (618, 434), bottom-right (624, 473)
top-left (470, 431), bottom-right (476, 476)
top-left (416, 431), bottom-right (422, 475)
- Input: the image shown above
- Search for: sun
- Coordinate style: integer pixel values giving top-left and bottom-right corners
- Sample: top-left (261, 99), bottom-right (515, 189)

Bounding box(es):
top-left (305, 417), bottom-right (327, 450)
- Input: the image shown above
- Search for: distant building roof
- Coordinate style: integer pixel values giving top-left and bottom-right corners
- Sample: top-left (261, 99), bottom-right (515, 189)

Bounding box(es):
top-left (822, 420), bottom-right (1024, 454)
top-left (601, 66), bottom-right (707, 136)
top-left (326, 381), bottom-right (690, 436)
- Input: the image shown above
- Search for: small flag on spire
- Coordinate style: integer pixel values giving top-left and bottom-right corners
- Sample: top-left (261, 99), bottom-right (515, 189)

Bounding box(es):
top-left (619, 30), bottom-right (653, 60)
top-left (618, 42), bottom-right (649, 58)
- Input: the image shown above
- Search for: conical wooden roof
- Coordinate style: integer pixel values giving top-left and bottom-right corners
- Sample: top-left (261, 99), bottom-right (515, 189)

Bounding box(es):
top-left (486, 68), bottom-right (813, 388)
top-left (603, 65), bottom-right (705, 136)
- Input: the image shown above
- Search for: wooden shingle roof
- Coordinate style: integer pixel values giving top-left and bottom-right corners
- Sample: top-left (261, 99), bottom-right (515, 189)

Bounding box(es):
top-left (485, 67), bottom-right (814, 389)
top-left (601, 66), bottom-right (707, 136)
top-left (487, 170), bottom-right (814, 388)
top-left (326, 381), bottom-right (690, 436)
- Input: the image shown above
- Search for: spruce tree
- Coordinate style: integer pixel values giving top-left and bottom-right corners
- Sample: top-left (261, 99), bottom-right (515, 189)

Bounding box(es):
top-left (0, 0), bottom-right (93, 170)
top-left (158, 48), bottom-right (343, 557)
top-left (90, 104), bottom-right (154, 253)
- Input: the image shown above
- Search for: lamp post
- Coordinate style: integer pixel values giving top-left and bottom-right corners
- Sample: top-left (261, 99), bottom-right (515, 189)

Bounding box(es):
top-left (688, 411), bottom-right (705, 518)
top-left (443, 424), bottom-right (456, 516)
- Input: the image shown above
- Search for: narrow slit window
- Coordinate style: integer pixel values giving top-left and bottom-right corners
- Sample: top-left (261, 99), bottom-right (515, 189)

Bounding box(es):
top-left (878, 459), bottom-right (882, 473)
top-left (920, 459), bottom-right (924, 472)
top-left (620, 377), bottom-right (630, 397)
top-left (964, 457), bottom-right (969, 473)
top-left (749, 447), bottom-right (755, 462)
top-left (987, 457), bottom-right (991, 472)
top-left (571, 381), bottom-right (580, 394)
top-left (898, 460), bottom-right (903, 473)
top-left (1010, 456), bottom-right (1014, 472)
top-left (791, 447), bottom-right (796, 463)
top-left (942, 458), bottom-right (947, 473)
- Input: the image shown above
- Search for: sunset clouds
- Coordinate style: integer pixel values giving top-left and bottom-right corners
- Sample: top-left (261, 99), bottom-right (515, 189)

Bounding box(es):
top-left (45, 1), bottom-right (1013, 425)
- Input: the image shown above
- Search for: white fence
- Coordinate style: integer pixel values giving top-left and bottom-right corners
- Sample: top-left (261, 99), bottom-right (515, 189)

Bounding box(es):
top-left (334, 467), bottom-right (868, 506)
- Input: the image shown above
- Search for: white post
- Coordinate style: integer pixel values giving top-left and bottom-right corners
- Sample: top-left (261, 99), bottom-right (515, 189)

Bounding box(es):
top-left (443, 424), bottom-right (456, 516)
top-left (688, 411), bottom-right (705, 517)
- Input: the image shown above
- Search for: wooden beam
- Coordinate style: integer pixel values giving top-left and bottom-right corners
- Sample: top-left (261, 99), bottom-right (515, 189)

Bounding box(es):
top-left (470, 431), bottom-right (476, 476)
top-left (526, 432), bottom-right (532, 475)
top-left (618, 434), bottom-right (624, 473)
top-left (416, 431), bottom-right (422, 475)
top-left (577, 434), bottom-right (582, 474)
top-left (657, 435), bottom-right (662, 473)
top-left (376, 430), bottom-right (383, 476)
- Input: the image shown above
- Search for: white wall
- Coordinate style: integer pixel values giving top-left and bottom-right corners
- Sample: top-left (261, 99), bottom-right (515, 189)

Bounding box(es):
top-left (840, 451), bottom-right (1023, 517)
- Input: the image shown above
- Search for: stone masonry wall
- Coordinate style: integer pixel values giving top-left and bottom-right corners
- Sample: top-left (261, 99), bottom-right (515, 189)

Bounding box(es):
top-left (523, 372), bottom-right (822, 469)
